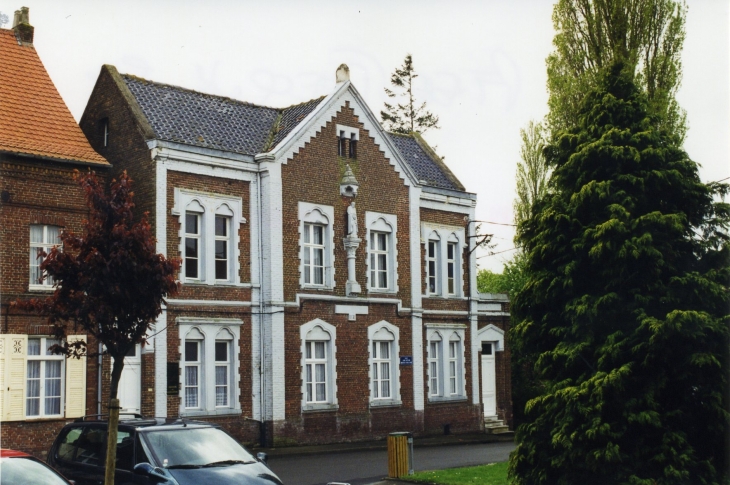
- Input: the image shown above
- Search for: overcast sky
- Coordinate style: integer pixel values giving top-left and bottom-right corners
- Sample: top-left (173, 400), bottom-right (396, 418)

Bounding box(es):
top-left (2, 0), bottom-right (727, 272)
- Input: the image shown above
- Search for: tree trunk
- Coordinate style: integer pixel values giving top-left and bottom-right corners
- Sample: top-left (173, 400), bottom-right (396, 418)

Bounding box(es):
top-left (104, 355), bottom-right (125, 485)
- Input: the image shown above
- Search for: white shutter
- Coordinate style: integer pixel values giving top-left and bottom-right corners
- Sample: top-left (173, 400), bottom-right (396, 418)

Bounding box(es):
top-left (65, 335), bottom-right (87, 418)
top-left (3, 335), bottom-right (28, 421)
top-left (0, 334), bottom-right (6, 420)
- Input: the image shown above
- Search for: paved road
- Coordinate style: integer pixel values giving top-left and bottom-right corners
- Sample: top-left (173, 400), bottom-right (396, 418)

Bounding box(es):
top-left (267, 441), bottom-right (516, 485)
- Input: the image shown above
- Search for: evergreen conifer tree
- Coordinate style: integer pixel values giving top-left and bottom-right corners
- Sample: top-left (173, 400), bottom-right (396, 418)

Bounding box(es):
top-left (381, 54), bottom-right (440, 134)
top-left (508, 62), bottom-right (730, 484)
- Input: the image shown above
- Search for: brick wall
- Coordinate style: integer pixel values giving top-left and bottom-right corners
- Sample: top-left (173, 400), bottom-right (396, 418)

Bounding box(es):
top-left (79, 67), bottom-right (157, 230)
top-left (280, 103), bottom-right (411, 307)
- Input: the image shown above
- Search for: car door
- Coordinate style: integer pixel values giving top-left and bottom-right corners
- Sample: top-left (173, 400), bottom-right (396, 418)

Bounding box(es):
top-left (114, 427), bottom-right (150, 485)
top-left (52, 425), bottom-right (106, 485)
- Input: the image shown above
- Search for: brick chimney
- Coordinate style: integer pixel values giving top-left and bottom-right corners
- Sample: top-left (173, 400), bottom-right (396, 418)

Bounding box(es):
top-left (12, 7), bottom-right (33, 45)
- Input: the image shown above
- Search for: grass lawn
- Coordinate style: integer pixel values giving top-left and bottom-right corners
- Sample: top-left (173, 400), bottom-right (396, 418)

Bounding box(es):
top-left (403, 461), bottom-right (509, 485)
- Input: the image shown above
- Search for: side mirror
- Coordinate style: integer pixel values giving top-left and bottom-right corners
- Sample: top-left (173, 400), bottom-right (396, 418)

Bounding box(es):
top-left (133, 462), bottom-right (168, 480)
top-left (256, 452), bottom-right (268, 465)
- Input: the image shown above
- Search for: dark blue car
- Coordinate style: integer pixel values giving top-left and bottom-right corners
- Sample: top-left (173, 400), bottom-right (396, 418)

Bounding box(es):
top-left (47, 417), bottom-right (283, 485)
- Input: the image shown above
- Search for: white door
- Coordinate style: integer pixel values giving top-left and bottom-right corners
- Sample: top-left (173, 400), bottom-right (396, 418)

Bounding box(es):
top-left (481, 342), bottom-right (497, 417)
top-left (116, 344), bottom-right (141, 415)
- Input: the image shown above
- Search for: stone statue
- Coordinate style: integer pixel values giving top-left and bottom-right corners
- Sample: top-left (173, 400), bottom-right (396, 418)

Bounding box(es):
top-left (347, 202), bottom-right (358, 237)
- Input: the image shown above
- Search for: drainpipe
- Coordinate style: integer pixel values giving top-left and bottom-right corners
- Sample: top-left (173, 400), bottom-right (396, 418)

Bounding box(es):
top-left (256, 170), bottom-right (267, 446)
top-left (98, 341), bottom-right (103, 416)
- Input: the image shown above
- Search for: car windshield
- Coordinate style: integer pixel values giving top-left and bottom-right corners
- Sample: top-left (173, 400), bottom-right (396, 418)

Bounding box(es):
top-left (0, 457), bottom-right (69, 485)
top-left (142, 427), bottom-right (256, 467)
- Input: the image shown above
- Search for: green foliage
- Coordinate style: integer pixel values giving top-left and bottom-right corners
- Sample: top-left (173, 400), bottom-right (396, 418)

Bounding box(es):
top-left (515, 120), bottom-right (550, 226)
top-left (381, 54), bottom-right (440, 135)
top-left (407, 462), bottom-right (509, 485)
top-left (547, 0), bottom-right (687, 142)
top-left (477, 269), bottom-right (506, 294)
top-left (508, 63), bottom-right (730, 485)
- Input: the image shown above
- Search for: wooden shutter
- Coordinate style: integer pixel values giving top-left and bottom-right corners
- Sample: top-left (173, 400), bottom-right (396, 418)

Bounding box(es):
top-left (65, 335), bottom-right (87, 418)
top-left (3, 334), bottom-right (28, 421)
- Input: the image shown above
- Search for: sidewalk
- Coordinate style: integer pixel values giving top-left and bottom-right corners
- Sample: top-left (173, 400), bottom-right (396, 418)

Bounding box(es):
top-left (257, 431), bottom-right (514, 458)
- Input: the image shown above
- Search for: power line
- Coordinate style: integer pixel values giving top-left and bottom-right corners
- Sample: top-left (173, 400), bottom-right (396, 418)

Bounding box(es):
top-left (469, 219), bottom-right (516, 227)
top-left (477, 247), bottom-right (517, 258)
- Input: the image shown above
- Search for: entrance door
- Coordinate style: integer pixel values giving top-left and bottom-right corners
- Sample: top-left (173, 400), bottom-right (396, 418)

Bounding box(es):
top-left (116, 345), bottom-right (141, 415)
top-left (481, 342), bottom-right (497, 417)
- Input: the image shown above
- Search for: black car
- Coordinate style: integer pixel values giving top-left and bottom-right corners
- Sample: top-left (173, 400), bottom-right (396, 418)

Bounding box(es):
top-left (47, 416), bottom-right (283, 485)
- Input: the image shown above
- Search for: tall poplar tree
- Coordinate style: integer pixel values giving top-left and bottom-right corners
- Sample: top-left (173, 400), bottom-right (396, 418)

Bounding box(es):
top-left (508, 62), bottom-right (730, 484)
top-left (381, 54), bottom-right (440, 134)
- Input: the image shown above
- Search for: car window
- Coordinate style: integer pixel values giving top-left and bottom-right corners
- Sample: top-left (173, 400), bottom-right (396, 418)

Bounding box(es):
top-left (74, 427), bottom-right (105, 466)
top-left (143, 427), bottom-right (256, 467)
top-left (56, 427), bottom-right (83, 462)
top-left (135, 434), bottom-right (150, 465)
top-left (116, 430), bottom-right (134, 471)
top-left (0, 457), bottom-right (70, 485)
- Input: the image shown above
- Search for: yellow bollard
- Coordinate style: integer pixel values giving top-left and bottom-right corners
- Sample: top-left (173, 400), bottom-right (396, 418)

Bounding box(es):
top-left (387, 432), bottom-right (413, 478)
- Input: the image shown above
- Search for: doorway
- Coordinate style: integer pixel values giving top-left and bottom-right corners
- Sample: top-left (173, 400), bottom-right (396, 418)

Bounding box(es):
top-left (481, 342), bottom-right (497, 418)
top-left (116, 344), bottom-right (141, 415)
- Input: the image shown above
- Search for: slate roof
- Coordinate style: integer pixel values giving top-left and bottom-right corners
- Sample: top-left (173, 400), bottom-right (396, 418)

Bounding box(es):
top-left (387, 132), bottom-right (464, 191)
top-left (122, 74), bottom-right (324, 156)
top-left (0, 28), bottom-right (108, 165)
top-left (118, 71), bottom-right (465, 192)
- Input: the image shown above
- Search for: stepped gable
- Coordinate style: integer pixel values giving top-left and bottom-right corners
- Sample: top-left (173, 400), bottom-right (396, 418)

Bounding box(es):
top-left (0, 28), bottom-right (107, 165)
top-left (122, 74), bottom-right (324, 156)
top-left (387, 132), bottom-right (464, 191)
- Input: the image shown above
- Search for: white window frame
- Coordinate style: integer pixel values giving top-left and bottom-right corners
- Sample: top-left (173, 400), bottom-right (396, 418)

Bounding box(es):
top-left (426, 232), bottom-right (440, 295)
top-left (172, 189), bottom-right (245, 286)
top-left (25, 337), bottom-right (64, 418)
top-left (298, 202), bottom-right (335, 289)
top-left (368, 321), bottom-right (401, 407)
top-left (300, 319), bottom-right (338, 412)
top-left (426, 324), bottom-right (467, 402)
top-left (178, 318), bottom-right (242, 416)
top-left (421, 223), bottom-right (465, 298)
top-left (29, 224), bottom-right (61, 290)
top-left (446, 240), bottom-right (457, 296)
top-left (366, 212), bottom-right (398, 293)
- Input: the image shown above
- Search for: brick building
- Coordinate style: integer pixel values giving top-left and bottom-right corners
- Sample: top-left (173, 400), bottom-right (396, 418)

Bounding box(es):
top-left (78, 62), bottom-right (512, 447)
top-left (0, 9), bottom-right (110, 456)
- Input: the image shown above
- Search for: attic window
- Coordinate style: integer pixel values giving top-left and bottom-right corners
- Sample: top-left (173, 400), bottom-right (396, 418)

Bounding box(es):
top-left (336, 124), bottom-right (359, 159)
top-left (100, 118), bottom-right (109, 148)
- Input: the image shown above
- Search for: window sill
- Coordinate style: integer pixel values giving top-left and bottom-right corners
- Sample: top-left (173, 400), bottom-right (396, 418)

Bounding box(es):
top-left (423, 295), bottom-right (466, 300)
top-left (180, 408), bottom-right (241, 417)
top-left (369, 399), bottom-right (402, 408)
top-left (300, 285), bottom-right (335, 291)
top-left (427, 396), bottom-right (468, 404)
top-left (367, 289), bottom-right (398, 295)
top-left (181, 281), bottom-right (251, 288)
top-left (23, 415), bottom-right (65, 422)
top-left (27, 285), bottom-right (55, 292)
top-left (302, 403), bottom-right (339, 413)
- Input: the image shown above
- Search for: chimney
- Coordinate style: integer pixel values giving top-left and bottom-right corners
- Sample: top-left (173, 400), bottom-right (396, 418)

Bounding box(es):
top-left (12, 7), bottom-right (33, 45)
top-left (336, 64), bottom-right (350, 83)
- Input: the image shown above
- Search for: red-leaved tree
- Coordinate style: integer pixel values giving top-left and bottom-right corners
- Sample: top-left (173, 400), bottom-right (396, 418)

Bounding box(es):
top-left (14, 171), bottom-right (179, 485)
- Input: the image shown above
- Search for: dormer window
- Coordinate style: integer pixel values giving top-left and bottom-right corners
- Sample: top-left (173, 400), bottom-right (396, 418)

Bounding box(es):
top-left (336, 125), bottom-right (359, 159)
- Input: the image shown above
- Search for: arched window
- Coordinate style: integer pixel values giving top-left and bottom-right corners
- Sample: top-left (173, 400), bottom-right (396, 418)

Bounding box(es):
top-left (368, 321), bottom-right (401, 406)
top-left (299, 203), bottom-right (335, 289)
top-left (366, 212), bottom-right (398, 293)
top-left (426, 324), bottom-right (466, 401)
top-left (300, 319), bottom-right (337, 410)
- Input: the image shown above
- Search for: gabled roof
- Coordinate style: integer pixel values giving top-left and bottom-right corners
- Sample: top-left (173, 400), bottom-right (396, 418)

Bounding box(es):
top-left (121, 73), bottom-right (324, 156)
top-left (0, 29), bottom-right (108, 166)
top-left (387, 132), bottom-right (465, 191)
top-left (111, 67), bottom-right (465, 192)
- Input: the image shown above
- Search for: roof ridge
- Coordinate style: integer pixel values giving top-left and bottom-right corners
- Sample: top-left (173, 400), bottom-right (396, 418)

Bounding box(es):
top-left (121, 73), bottom-right (280, 112)
top-left (282, 96), bottom-right (327, 111)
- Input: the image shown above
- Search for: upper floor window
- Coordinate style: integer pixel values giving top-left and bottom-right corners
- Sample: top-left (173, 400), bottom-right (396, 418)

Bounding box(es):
top-left (172, 189), bottom-right (245, 286)
top-left (421, 224), bottom-right (464, 298)
top-left (300, 319), bottom-right (338, 411)
top-left (29, 225), bottom-right (61, 288)
top-left (299, 203), bottom-right (335, 289)
top-left (179, 319), bottom-right (241, 416)
top-left (336, 124), bottom-right (359, 159)
top-left (366, 212), bottom-right (398, 293)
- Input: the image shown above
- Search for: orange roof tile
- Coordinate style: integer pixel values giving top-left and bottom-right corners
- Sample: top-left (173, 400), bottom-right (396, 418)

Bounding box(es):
top-left (0, 28), bottom-right (108, 165)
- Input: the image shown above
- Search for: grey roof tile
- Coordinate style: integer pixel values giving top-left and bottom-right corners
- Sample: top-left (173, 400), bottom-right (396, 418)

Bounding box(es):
top-left (387, 133), bottom-right (464, 191)
top-left (123, 75), bottom-right (324, 156)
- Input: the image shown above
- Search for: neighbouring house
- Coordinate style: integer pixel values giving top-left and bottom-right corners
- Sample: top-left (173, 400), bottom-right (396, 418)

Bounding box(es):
top-left (0, 8), bottom-right (110, 457)
top-left (78, 63), bottom-right (512, 447)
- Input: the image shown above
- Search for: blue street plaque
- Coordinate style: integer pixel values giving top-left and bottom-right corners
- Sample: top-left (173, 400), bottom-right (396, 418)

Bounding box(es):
top-left (400, 356), bottom-right (413, 366)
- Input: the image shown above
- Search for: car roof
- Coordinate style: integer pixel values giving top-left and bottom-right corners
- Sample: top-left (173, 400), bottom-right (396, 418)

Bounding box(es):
top-left (0, 449), bottom-right (32, 458)
top-left (67, 416), bottom-right (219, 431)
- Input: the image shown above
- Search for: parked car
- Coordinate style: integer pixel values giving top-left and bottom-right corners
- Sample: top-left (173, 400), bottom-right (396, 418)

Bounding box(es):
top-left (47, 416), bottom-right (283, 485)
top-left (1, 448), bottom-right (75, 485)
